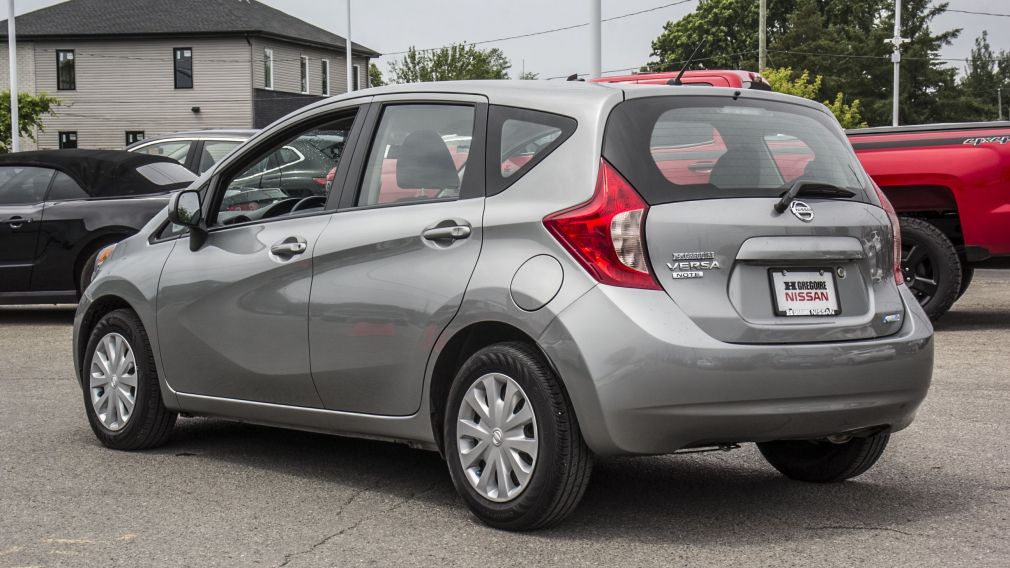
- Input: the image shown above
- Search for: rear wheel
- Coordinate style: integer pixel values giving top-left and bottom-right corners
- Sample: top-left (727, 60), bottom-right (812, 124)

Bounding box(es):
top-left (899, 217), bottom-right (961, 321)
top-left (82, 309), bottom-right (176, 450)
top-left (444, 342), bottom-right (592, 531)
top-left (757, 432), bottom-right (890, 483)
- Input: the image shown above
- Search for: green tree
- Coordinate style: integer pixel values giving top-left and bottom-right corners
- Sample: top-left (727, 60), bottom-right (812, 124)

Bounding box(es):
top-left (0, 91), bottom-right (60, 152)
top-left (368, 62), bottom-right (386, 88)
top-left (650, 0), bottom-right (966, 126)
top-left (518, 71), bottom-right (539, 80)
top-left (954, 31), bottom-right (1010, 121)
top-left (763, 67), bottom-right (867, 128)
top-left (388, 44), bottom-right (511, 83)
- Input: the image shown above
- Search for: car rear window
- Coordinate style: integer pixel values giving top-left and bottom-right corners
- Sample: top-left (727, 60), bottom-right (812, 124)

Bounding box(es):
top-left (603, 96), bottom-right (870, 204)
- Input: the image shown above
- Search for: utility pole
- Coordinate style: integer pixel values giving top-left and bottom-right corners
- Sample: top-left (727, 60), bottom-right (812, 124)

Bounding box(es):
top-left (7, 0), bottom-right (18, 152)
top-left (758, 0), bottom-right (767, 71)
top-left (885, 0), bottom-right (907, 127)
top-left (999, 88), bottom-right (1003, 121)
top-left (345, 0), bottom-right (353, 93)
top-left (590, 0), bottom-right (601, 79)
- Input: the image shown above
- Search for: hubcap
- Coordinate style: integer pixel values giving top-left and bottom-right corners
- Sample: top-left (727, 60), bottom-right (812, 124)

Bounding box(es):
top-left (89, 332), bottom-right (138, 431)
top-left (456, 373), bottom-right (538, 503)
top-left (901, 238), bottom-right (938, 306)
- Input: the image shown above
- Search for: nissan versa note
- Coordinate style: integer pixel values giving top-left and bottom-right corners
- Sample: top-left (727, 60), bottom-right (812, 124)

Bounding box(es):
top-left (73, 81), bottom-right (933, 530)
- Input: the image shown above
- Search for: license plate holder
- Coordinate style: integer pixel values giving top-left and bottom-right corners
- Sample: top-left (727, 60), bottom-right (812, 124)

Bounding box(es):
top-left (768, 268), bottom-right (841, 317)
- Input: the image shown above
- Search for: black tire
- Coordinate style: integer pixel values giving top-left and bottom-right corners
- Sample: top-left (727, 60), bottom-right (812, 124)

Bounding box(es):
top-left (899, 217), bottom-right (961, 321)
top-left (78, 248), bottom-right (101, 296)
top-left (81, 309), bottom-right (176, 450)
top-left (957, 264), bottom-right (974, 300)
top-left (444, 342), bottom-right (592, 531)
top-left (757, 432), bottom-right (889, 483)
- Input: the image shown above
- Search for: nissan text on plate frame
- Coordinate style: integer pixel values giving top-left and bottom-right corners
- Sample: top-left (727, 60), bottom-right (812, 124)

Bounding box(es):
top-left (73, 81), bottom-right (933, 531)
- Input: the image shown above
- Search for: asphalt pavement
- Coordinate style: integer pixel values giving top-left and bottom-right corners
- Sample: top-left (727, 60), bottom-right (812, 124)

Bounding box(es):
top-left (1, 272), bottom-right (1008, 567)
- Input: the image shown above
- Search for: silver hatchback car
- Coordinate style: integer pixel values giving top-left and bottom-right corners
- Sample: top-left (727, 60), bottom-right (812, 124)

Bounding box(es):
top-left (74, 81), bottom-right (933, 530)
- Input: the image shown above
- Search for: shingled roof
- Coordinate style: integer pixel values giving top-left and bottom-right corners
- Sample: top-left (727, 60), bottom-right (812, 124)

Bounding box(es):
top-left (0, 0), bottom-right (380, 56)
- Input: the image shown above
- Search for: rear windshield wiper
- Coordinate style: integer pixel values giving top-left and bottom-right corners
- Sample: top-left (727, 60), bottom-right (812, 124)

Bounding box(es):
top-left (774, 180), bottom-right (857, 213)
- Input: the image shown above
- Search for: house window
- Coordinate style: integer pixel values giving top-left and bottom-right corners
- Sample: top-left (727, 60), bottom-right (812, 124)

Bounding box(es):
top-left (126, 131), bottom-right (145, 146)
top-left (321, 59), bottom-right (330, 95)
top-left (59, 132), bottom-right (78, 149)
top-left (56, 50), bottom-right (75, 90)
top-left (352, 64), bottom-right (360, 91)
top-left (300, 56), bottom-right (309, 94)
top-left (264, 48), bottom-right (274, 89)
top-left (174, 48), bottom-right (193, 89)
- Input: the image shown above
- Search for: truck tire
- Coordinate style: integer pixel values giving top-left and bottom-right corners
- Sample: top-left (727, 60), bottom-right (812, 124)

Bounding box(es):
top-left (899, 217), bottom-right (962, 321)
top-left (957, 264), bottom-right (974, 300)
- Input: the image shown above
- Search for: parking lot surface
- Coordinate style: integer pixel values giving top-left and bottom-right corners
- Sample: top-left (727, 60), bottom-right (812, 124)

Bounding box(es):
top-left (1, 272), bottom-right (1008, 567)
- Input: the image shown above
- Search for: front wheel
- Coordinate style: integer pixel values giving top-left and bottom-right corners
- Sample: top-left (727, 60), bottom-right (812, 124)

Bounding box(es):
top-left (82, 309), bottom-right (177, 450)
top-left (444, 342), bottom-right (592, 531)
top-left (757, 432), bottom-right (890, 483)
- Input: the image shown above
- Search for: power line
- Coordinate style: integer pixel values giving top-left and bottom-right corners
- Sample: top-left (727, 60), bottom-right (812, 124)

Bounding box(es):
top-left (383, 0), bottom-right (698, 56)
top-left (947, 8), bottom-right (1010, 18)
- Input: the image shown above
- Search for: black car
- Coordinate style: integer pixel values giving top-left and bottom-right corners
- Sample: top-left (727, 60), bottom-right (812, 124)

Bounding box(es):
top-left (0, 150), bottom-right (196, 304)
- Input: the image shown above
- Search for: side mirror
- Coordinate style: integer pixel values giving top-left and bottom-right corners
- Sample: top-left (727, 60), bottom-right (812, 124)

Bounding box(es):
top-left (168, 190), bottom-right (203, 227)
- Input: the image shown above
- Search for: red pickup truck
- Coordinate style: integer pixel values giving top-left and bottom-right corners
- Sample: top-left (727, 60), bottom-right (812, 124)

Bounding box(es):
top-left (848, 122), bottom-right (1010, 319)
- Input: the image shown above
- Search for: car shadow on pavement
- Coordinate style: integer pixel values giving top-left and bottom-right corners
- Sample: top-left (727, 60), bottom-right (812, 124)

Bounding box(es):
top-left (0, 305), bottom-right (76, 325)
top-left (932, 309), bottom-right (1010, 332)
top-left (150, 418), bottom-right (969, 543)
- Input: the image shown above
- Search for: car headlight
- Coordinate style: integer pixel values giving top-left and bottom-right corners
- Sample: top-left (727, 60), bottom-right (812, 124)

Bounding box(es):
top-left (92, 243), bottom-right (118, 279)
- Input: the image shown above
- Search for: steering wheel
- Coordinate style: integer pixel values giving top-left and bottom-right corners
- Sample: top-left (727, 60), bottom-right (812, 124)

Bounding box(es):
top-left (292, 196), bottom-right (327, 212)
top-left (256, 198), bottom-right (301, 220)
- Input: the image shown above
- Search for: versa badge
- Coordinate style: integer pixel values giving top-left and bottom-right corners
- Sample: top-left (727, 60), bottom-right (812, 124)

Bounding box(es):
top-left (667, 252), bottom-right (721, 279)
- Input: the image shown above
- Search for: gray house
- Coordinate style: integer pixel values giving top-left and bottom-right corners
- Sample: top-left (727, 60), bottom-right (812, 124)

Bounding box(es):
top-left (0, 0), bottom-right (379, 150)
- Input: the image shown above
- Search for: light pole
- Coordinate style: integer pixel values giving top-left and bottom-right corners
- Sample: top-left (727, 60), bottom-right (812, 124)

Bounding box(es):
top-left (759, 0), bottom-right (767, 70)
top-left (590, 0), bottom-right (601, 79)
top-left (7, 0), bottom-right (18, 152)
top-left (345, 0), bottom-right (353, 93)
top-left (885, 0), bottom-right (908, 127)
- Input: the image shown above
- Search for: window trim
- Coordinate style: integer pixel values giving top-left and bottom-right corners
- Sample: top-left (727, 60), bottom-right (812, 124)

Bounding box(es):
top-left (300, 55), bottom-right (310, 94)
top-left (352, 63), bottom-right (361, 91)
top-left (202, 105), bottom-right (366, 231)
top-left (173, 47), bottom-right (194, 89)
top-left (56, 49), bottom-right (76, 91)
top-left (264, 48), bottom-right (274, 90)
top-left (321, 59), bottom-right (330, 96)
top-left (337, 100), bottom-right (489, 211)
top-left (485, 105), bottom-right (578, 197)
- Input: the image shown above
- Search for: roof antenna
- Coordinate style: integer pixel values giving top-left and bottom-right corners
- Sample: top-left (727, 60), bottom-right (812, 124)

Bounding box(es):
top-left (668, 39), bottom-right (707, 86)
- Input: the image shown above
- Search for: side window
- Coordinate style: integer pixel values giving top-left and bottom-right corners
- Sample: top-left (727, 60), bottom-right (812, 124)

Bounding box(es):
top-left (47, 172), bottom-right (90, 201)
top-left (0, 167), bottom-right (55, 205)
top-left (357, 104), bottom-right (474, 207)
top-left (174, 48), bottom-right (193, 89)
top-left (56, 50), bottom-right (75, 90)
top-left (487, 106), bottom-right (576, 196)
top-left (134, 141), bottom-right (192, 165)
top-left (198, 140), bottom-right (243, 174)
top-left (213, 112), bottom-right (356, 226)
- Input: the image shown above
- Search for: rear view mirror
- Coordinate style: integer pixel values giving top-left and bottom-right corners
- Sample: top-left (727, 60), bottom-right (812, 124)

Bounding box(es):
top-left (168, 190), bottom-right (202, 227)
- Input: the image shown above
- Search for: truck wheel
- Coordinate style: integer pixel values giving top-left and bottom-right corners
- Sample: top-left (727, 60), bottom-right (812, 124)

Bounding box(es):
top-left (758, 432), bottom-right (889, 483)
top-left (899, 217), bottom-right (962, 321)
top-left (957, 264), bottom-right (974, 300)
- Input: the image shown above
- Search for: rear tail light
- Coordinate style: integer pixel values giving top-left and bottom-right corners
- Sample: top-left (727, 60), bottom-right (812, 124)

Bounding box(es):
top-left (872, 182), bottom-right (904, 284)
top-left (543, 159), bottom-right (661, 290)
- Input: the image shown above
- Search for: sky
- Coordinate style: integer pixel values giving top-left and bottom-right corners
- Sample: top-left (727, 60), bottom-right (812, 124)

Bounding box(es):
top-left (2, 0), bottom-right (1009, 80)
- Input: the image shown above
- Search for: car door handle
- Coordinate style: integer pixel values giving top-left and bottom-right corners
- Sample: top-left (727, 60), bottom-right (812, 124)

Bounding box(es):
top-left (5, 216), bottom-right (32, 229)
top-left (270, 239), bottom-right (307, 257)
top-left (422, 225), bottom-right (471, 241)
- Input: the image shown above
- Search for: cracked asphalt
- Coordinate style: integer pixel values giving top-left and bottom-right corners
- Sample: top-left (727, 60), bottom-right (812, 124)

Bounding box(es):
top-left (1, 272), bottom-right (1008, 567)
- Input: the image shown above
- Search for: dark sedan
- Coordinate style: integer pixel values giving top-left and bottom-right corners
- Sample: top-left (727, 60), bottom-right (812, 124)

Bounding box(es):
top-left (0, 150), bottom-right (196, 304)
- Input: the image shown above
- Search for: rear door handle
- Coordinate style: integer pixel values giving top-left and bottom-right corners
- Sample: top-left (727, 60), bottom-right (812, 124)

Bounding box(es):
top-left (422, 225), bottom-right (471, 241)
top-left (270, 238), bottom-right (307, 257)
top-left (6, 216), bottom-right (32, 229)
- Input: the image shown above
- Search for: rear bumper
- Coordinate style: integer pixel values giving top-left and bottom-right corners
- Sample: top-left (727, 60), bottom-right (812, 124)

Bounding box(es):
top-left (538, 284), bottom-right (933, 456)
